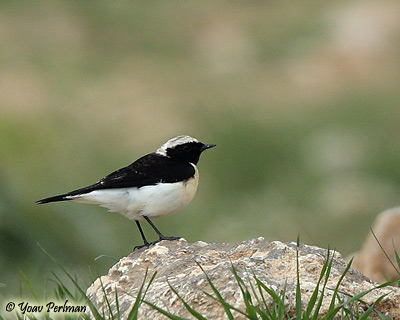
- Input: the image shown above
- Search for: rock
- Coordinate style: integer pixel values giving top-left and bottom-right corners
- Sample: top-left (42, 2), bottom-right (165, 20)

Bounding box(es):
top-left (86, 238), bottom-right (400, 319)
top-left (353, 207), bottom-right (400, 283)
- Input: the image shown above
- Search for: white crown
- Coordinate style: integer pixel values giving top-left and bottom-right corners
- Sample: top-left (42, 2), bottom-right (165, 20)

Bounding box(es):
top-left (156, 135), bottom-right (199, 156)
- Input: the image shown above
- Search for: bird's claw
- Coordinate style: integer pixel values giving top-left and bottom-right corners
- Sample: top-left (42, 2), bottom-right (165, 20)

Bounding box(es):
top-left (133, 236), bottom-right (181, 251)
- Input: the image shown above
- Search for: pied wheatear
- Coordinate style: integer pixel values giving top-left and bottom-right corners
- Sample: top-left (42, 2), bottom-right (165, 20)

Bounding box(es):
top-left (36, 135), bottom-right (215, 250)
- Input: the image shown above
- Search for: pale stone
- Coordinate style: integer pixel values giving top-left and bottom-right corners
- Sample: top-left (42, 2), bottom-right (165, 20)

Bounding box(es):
top-left (87, 238), bottom-right (400, 319)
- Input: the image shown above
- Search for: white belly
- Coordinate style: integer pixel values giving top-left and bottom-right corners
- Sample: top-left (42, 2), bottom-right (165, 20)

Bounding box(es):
top-left (69, 167), bottom-right (199, 221)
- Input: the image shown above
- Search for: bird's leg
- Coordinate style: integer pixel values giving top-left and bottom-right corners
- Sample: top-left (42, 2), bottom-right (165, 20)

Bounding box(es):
top-left (133, 220), bottom-right (151, 251)
top-left (143, 216), bottom-right (181, 242)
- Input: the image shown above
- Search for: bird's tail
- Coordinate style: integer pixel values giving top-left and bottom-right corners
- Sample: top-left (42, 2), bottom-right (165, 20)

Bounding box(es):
top-left (36, 194), bottom-right (72, 204)
top-left (36, 182), bottom-right (99, 205)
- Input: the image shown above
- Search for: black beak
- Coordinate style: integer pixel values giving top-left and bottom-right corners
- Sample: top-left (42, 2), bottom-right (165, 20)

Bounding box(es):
top-left (201, 143), bottom-right (216, 151)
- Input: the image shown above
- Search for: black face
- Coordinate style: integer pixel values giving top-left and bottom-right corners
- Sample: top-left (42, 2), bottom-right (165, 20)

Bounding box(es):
top-left (166, 142), bottom-right (215, 164)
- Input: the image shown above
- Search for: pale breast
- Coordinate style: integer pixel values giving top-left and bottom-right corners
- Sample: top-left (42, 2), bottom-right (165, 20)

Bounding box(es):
top-left (136, 164), bottom-right (199, 219)
top-left (181, 165), bottom-right (199, 207)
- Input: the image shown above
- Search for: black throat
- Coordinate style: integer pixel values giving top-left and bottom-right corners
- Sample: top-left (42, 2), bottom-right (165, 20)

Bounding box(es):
top-left (166, 142), bottom-right (204, 165)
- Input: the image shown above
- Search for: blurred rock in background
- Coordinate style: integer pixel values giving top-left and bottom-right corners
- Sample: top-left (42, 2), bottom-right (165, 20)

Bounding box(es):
top-left (353, 207), bottom-right (400, 283)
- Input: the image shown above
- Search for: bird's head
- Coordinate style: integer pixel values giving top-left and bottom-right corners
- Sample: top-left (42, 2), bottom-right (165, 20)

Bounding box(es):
top-left (156, 135), bottom-right (216, 164)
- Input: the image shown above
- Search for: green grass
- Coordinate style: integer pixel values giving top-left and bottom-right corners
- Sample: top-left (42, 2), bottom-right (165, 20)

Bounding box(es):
top-left (3, 242), bottom-right (398, 320)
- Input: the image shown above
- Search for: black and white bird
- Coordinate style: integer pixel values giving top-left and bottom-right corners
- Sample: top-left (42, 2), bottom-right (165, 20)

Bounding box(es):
top-left (36, 135), bottom-right (215, 250)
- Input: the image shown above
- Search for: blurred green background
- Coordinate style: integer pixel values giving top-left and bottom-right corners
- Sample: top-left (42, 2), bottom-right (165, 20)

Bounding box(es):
top-left (2, 0), bottom-right (400, 299)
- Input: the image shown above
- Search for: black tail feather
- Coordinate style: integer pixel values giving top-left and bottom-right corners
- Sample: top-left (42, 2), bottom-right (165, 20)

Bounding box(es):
top-left (36, 194), bottom-right (71, 204)
top-left (36, 181), bottom-right (101, 205)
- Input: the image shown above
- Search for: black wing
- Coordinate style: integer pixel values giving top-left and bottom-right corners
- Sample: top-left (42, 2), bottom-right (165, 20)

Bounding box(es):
top-left (36, 153), bottom-right (195, 204)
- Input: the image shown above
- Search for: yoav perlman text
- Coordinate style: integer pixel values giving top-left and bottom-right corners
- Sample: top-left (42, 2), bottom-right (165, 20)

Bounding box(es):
top-left (5, 300), bottom-right (86, 316)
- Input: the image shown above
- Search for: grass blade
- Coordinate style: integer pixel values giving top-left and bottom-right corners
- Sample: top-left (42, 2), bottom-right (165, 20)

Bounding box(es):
top-left (37, 242), bottom-right (103, 319)
top-left (127, 268), bottom-right (157, 320)
top-left (254, 276), bottom-right (273, 318)
top-left (371, 229), bottom-right (400, 277)
top-left (326, 256), bottom-right (353, 318)
top-left (393, 240), bottom-right (400, 284)
top-left (50, 271), bottom-right (79, 302)
top-left (97, 271), bottom-right (116, 320)
top-left (295, 236), bottom-right (302, 319)
top-left (307, 249), bottom-right (334, 320)
top-left (18, 269), bottom-right (40, 303)
top-left (278, 284), bottom-right (288, 320)
top-left (143, 301), bottom-right (188, 320)
top-left (196, 261), bottom-right (235, 320)
top-left (230, 264), bottom-right (258, 319)
top-left (167, 281), bottom-right (208, 320)
top-left (247, 272), bottom-right (269, 319)
top-left (323, 280), bottom-right (397, 319)
top-left (312, 254), bottom-right (334, 320)
top-left (254, 275), bottom-right (290, 319)
top-left (201, 288), bottom-right (249, 318)
top-left (115, 288), bottom-right (121, 320)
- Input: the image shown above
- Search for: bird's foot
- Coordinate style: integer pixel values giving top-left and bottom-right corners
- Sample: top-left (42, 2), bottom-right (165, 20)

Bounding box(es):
top-left (133, 242), bottom-right (151, 251)
top-left (133, 236), bottom-right (181, 251)
top-left (148, 236), bottom-right (181, 247)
